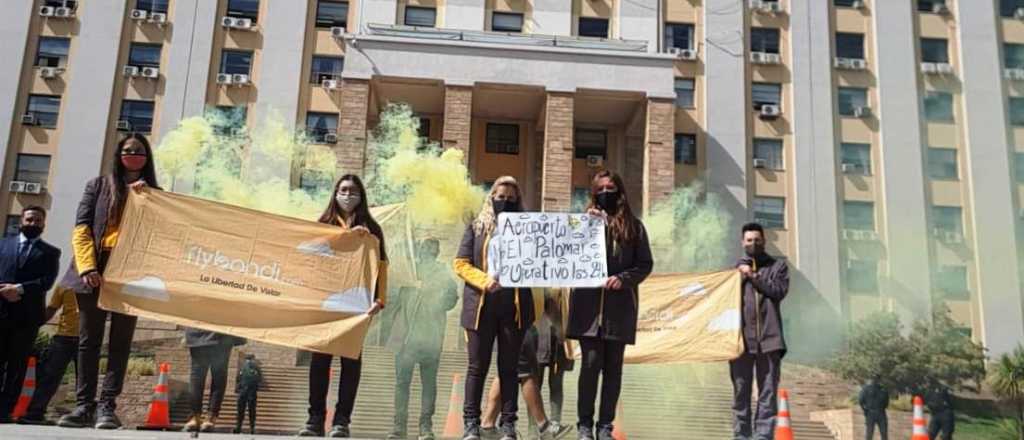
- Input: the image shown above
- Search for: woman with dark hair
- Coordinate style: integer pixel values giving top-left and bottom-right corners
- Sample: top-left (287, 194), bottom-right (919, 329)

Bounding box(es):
top-left (57, 133), bottom-right (160, 430)
top-left (298, 174), bottom-right (388, 438)
top-left (566, 170), bottom-right (653, 440)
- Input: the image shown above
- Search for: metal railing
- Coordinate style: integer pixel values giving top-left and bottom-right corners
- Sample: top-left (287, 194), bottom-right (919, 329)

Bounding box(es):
top-left (365, 23), bottom-right (649, 53)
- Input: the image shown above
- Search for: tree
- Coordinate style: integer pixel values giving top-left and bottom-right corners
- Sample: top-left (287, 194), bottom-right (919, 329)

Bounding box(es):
top-left (908, 305), bottom-right (987, 395)
top-left (989, 344), bottom-right (1024, 440)
top-left (830, 312), bottom-right (918, 394)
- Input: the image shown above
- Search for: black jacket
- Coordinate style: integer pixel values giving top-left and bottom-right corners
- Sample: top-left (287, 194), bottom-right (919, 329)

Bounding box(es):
top-left (737, 254), bottom-right (789, 355)
top-left (566, 222), bottom-right (653, 345)
top-left (184, 328), bottom-right (246, 348)
top-left (0, 235), bottom-right (61, 327)
top-left (454, 224), bottom-right (535, 330)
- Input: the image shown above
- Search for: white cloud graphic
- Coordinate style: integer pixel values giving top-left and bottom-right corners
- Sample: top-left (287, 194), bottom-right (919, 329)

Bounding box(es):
top-left (679, 282), bottom-right (707, 297)
top-left (297, 240), bottom-right (335, 257)
top-left (121, 276), bottom-right (170, 302)
top-left (706, 309), bottom-right (741, 331)
top-left (321, 287), bottom-right (371, 313)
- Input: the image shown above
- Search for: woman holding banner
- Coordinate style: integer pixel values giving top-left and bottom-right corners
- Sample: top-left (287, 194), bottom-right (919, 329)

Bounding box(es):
top-left (454, 176), bottom-right (537, 440)
top-left (567, 170), bottom-right (653, 440)
top-left (57, 133), bottom-right (160, 430)
top-left (298, 174), bottom-right (388, 438)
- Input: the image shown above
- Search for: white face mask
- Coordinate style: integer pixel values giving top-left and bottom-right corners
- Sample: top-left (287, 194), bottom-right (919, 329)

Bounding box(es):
top-left (335, 193), bottom-right (361, 213)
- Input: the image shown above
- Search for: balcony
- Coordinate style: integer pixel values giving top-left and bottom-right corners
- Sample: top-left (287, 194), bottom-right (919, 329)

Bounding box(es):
top-left (364, 24), bottom-right (649, 53)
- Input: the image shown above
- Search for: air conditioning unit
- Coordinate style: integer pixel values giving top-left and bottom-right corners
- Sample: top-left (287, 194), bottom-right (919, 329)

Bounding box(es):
top-left (23, 182), bottom-right (43, 195)
top-left (123, 65), bottom-right (140, 77)
top-left (841, 163), bottom-right (862, 173)
top-left (849, 59), bottom-right (868, 70)
top-left (216, 73), bottom-right (234, 85)
top-left (760, 104), bottom-right (781, 118)
top-left (331, 27), bottom-right (347, 38)
top-left (39, 67), bottom-right (60, 79)
top-left (221, 16), bottom-right (237, 28)
top-left (750, 0), bottom-right (782, 14)
top-left (586, 155), bottom-right (604, 168)
top-left (232, 18), bottom-right (254, 30)
top-left (231, 74), bottom-right (251, 85)
top-left (764, 53), bottom-right (782, 64)
top-left (140, 67), bottom-right (159, 79)
top-left (932, 3), bottom-right (950, 15)
top-left (8, 181), bottom-right (26, 193)
top-left (54, 7), bottom-right (74, 18)
top-left (834, 57), bottom-right (851, 69)
top-left (21, 114), bottom-right (36, 125)
top-left (116, 120), bottom-right (132, 131)
top-left (1006, 68), bottom-right (1024, 80)
top-left (668, 47), bottom-right (698, 60)
top-left (935, 63), bottom-right (954, 75)
top-left (149, 12), bottom-right (168, 24)
top-left (130, 9), bottom-right (148, 20)
top-left (753, 158), bottom-right (767, 169)
top-left (943, 231), bottom-right (963, 244)
top-left (321, 79), bottom-right (341, 89)
top-left (751, 52), bottom-right (765, 64)
top-left (853, 106), bottom-right (872, 119)
top-left (1016, 8), bottom-right (1024, 20)
top-left (921, 62), bottom-right (938, 74)
top-left (39, 6), bottom-right (55, 17)
top-left (860, 230), bottom-right (878, 241)
top-left (323, 131), bottom-right (339, 143)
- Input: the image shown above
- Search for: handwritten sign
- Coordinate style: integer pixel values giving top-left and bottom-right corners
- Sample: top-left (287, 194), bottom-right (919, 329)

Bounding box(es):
top-left (496, 212), bottom-right (607, 288)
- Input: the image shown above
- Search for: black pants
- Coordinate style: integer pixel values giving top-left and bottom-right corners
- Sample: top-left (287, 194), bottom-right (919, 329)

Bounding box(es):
top-left (188, 344), bottom-right (232, 417)
top-left (25, 335), bottom-right (78, 419)
top-left (729, 351), bottom-right (782, 440)
top-left (75, 290), bottom-right (137, 412)
top-left (0, 323), bottom-right (38, 418)
top-left (235, 392), bottom-right (257, 433)
top-left (463, 290), bottom-right (525, 428)
top-left (576, 337), bottom-right (625, 431)
top-left (864, 410), bottom-right (888, 440)
top-left (308, 352), bottom-right (361, 426)
top-left (928, 410), bottom-right (954, 440)
top-left (537, 362), bottom-right (565, 424)
top-left (392, 349), bottom-right (440, 435)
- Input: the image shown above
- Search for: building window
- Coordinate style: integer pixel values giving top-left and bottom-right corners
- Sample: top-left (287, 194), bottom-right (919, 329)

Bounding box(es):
top-left (846, 260), bottom-right (879, 294)
top-left (404, 6), bottom-right (436, 27)
top-left (492, 12), bottom-right (524, 32)
top-left (220, 50), bottom-right (253, 75)
top-left (674, 78), bottom-right (695, 108)
top-left (26, 95), bottom-right (61, 128)
top-left (837, 87), bottom-right (868, 116)
top-left (844, 201), bottom-right (875, 231)
top-left (834, 0), bottom-right (861, 7)
top-left (932, 206), bottom-right (963, 236)
top-left (1008, 44), bottom-right (1024, 70)
top-left (927, 148), bottom-right (958, 180)
top-left (752, 83), bottom-right (782, 110)
top-left (315, 0), bottom-right (348, 28)
top-left (574, 129), bottom-right (607, 159)
top-left (664, 23), bottom-right (694, 50)
top-left (1010, 97), bottom-right (1024, 126)
top-left (485, 123), bottom-right (520, 155)
top-left (306, 112), bottom-right (338, 144)
top-left (226, 0), bottom-right (259, 22)
top-left (4, 216), bottom-right (20, 238)
top-left (921, 38), bottom-right (949, 63)
top-left (578, 17), bottom-right (609, 38)
top-left (923, 92), bottom-right (954, 122)
top-left (835, 33), bottom-right (865, 59)
top-left (128, 43), bottom-right (162, 68)
top-left (35, 37), bottom-right (70, 68)
top-left (571, 187), bottom-right (590, 213)
top-left (933, 265), bottom-right (969, 299)
top-left (917, 0), bottom-right (946, 12)
top-left (674, 134), bottom-right (697, 165)
top-left (1002, 0), bottom-right (1024, 17)
top-left (841, 143), bottom-right (872, 175)
top-left (118, 100), bottom-right (155, 134)
top-left (751, 28), bottom-right (781, 54)
top-left (310, 56), bottom-right (343, 84)
top-left (1016, 152), bottom-right (1024, 182)
top-left (14, 154), bottom-right (51, 184)
top-left (753, 138), bottom-right (784, 170)
top-left (136, 0), bottom-right (169, 13)
top-left (44, 0), bottom-right (77, 8)
top-left (753, 197), bottom-right (786, 229)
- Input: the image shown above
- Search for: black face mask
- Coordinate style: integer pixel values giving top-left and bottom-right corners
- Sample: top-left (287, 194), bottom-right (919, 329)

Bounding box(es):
top-left (492, 199), bottom-right (520, 216)
top-left (744, 243), bottom-right (766, 258)
top-left (595, 191), bottom-right (621, 215)
top-left (20, 225), bottom-right (42, 239)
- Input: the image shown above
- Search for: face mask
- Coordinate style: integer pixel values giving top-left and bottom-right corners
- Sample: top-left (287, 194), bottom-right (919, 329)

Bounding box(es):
top-left (595, 191), bottom-right (620, 215)
top-left (20, 225), bottom-right (42, 239)
top-left (335, 193), bottom-right (361, 213)
top-left (492, 199), bottom-right (519, 216)
top-left (121, 154), bottom-right (148, 171)
top-left (744, 243), bottom-right (766, 258)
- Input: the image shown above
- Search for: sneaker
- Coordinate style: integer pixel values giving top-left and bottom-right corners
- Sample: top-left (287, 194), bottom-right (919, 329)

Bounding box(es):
top-left (539, 421), bottom-right (572, 440)
top-left (94, 411), bottom-right (122, 430)
top-left (595, 425), bottom-right (613, 440)
top-left (17, 414), bottom-right (53, 426)
top-left (297, 417), bottom-right (325, 437)
top-left (481, 426), bottom-right (499, 440)
top-left (576, 425), bottom-right (595, 440)
top-left (418, 433), bottom-right (436, 440)
top-left (201, 415), bottom-right (217, 432)
top-left (386, 431), bottom-right (406, 440)
top-left (57, 407), bottom-right (94, 428)
top-left (499, 423), bottom-right (518, 440)
top-left (463, 422), bottom-right (482, 440)
top-left (183, 415), bottom-right (201, 432)
top-left (328, 424), bottom-right (351, 438)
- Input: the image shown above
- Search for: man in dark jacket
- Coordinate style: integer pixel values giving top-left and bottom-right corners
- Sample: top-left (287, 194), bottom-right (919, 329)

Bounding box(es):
top-left (925, 384), bottom-right (955, 440)
top-left (234, 354), bottom-right (261, 434)
top-left (0, 206), bottom-right (61, 423)
top-left (730, 222), bottom-right (789, 440)
top-left (859, 376), bottom-right (889, 440)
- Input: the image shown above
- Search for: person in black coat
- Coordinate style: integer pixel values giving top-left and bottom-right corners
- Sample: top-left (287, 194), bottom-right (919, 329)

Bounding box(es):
top-left (182, 329), bottom-right (246, 432)
top-left (0, 205), bottom-right (61, 423)
top-left (566, 170), bottom-right (653, 440)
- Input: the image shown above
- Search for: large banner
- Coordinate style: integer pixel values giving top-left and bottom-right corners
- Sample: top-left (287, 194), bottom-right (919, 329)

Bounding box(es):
top-left (99, 189), bottom-right (380, 359)
top-left (496, 212), bottom-right (607, 288)
top-left (623, 270), bottom-right (744, 364)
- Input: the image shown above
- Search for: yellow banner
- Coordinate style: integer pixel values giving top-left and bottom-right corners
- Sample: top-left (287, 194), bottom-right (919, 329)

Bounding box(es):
top-left (624, 270), bottom-right (744, 364)
top-left (99, 189), bottom-right (380, 359)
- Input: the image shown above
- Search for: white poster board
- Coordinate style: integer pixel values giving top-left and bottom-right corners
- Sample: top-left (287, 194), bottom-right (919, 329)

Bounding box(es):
top-left (496, 212), bottom-right (608, 288)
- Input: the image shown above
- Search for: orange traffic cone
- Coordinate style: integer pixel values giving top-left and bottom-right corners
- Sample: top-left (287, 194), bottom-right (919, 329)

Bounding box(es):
top-left (911, 396), bottom-right (929, 440)
top-left (442, 373), bottom-right (465, 438)
top-left (10, 356), bottom-right (37, 420)
top-left (140, 363), bottom-right (171, 430)
top-left (611, 402), bottom-right (627, 440)
top-left (775, 389), bottom-right (794, 440)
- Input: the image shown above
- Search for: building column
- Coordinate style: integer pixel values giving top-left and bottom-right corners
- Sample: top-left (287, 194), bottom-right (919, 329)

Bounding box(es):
top-left (48, 0), bottom-right (129, 279)
top-left (0, 0), bottom-right (33, 207)
top-left (442, 83), bottom-right (472, 161)
top-left (642, 98), bottom-right (675, 215)
top-left (336, 78), bottom-right (370, 177)
top-left (159, 0), bottom-right (218, 140)
top-left (541, 92), bottom-right (574, 212)
top-left (444, 0), bottom-right (484, 31)
top-left (253, 0), bottom-right (309, 128)
top-left (957, 2), bottom-right (1024, 356)
top-left (873, 1), bottom-right (932, 323)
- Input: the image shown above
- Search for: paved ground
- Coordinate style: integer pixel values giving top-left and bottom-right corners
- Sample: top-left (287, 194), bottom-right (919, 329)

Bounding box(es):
top-left (0, 425), bottom-right (384, 440)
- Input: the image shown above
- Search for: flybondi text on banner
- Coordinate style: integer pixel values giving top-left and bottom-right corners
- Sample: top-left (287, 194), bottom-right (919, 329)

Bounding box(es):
top-left (99, 189), bottom-right (380, 359)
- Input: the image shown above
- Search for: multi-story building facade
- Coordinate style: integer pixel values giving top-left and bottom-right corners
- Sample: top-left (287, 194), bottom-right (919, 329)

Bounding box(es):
top-left (2, 0), bottom-right (1023, 358)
